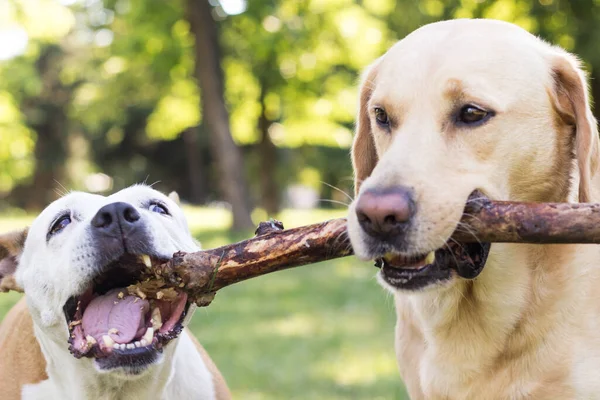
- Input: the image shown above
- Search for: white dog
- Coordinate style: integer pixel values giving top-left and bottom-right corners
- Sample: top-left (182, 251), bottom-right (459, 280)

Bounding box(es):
top-left (0, 185), bottom-right (230, 399)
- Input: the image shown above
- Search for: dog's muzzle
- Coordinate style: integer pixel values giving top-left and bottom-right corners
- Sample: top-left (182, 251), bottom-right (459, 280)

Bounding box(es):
top-left (356, 190), bottom-right (491, 291)
top-left (64, 254), bottom-right (194, 373)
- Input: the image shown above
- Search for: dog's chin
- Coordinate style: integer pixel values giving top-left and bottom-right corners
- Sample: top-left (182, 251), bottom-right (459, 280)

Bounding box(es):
top-left (63, 253), bottom-right (194, 373)
top-left (374, 241), bottom-right (491, 292)
top-left (93, 348), bottom-right (164, 377)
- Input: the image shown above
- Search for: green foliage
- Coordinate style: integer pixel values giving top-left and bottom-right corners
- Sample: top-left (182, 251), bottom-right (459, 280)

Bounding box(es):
top-left (4, 0), bottom-right (600, 207)
top-left (0, 92), bottom-right (35, 193)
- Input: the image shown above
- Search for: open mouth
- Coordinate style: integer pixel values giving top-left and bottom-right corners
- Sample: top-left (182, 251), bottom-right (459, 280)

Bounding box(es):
top-left (63, 254), bottom-right (193, 371)
top-left (377, 238), bottom-right (491, 291)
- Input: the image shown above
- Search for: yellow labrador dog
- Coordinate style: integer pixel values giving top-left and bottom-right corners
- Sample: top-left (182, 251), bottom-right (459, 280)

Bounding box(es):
top-left (0, 185), bottom-right (230, 399)
top-left (347, 19), bottom-right (600, 399)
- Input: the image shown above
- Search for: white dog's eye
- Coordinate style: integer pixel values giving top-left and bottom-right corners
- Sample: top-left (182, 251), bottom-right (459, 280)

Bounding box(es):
top-left (48, 214), bottom-right (72, 238)
top-left (149, 203), bottom-right (169, 215)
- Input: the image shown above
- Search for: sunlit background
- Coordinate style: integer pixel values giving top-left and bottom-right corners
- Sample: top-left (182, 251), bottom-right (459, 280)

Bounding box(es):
top-left (0, 0), bottom-right (598, 398)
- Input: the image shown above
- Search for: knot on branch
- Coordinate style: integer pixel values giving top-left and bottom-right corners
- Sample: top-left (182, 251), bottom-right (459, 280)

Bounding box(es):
top-left (255, 219), bottom-right (284, 236)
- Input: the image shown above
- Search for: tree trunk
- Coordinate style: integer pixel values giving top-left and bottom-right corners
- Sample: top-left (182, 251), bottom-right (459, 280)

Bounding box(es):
top-left (27, 108), bottom-right (68, 209)
top-left (186, 0), bottom-right (254, 230)
top-left (258, 85), bottom-right (280, 215)
top-left (13, 46), bottom-right (70, 210)
top-left (183, 127), bottom-right (206, 204)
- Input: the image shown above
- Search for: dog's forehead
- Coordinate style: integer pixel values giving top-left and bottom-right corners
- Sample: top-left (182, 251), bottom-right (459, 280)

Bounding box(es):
top-left (107, 185), bottom-right (170, 205)
top-left (375, 19), bottom-right (550, 105)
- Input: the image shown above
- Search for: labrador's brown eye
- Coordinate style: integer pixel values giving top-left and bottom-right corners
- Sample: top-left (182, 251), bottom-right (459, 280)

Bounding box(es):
top-left (374, 107), bottom-right (389, 126)
top-left (457, 105), bottom-right (491, 125)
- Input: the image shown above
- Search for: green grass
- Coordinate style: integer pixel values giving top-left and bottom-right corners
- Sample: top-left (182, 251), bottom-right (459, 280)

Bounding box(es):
top-left (0, 207), bottom-right (408, 399)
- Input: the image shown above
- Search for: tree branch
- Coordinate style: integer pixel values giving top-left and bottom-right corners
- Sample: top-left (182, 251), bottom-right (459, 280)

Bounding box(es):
top-left (6, 199), bottom-right (600, 299)
top-left (149, 198), bottom-right (600, 306)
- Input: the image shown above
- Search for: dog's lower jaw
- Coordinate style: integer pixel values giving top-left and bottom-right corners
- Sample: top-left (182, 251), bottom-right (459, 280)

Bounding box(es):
top-left (93, 351), bottom-right (165, 377)
top-left (28, 328), bottom-right (215, 400)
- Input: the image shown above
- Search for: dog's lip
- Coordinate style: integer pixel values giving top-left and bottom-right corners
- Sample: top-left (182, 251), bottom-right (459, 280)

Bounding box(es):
top-left (371, 190), bottom-right (492, 290)
top-left (63, 253), bottom-right (190, 365)
top-left (376, 240), bottom-right (491, 290)
top-left (94, 344), bottom-right (162, 373)
top-left (379, 257), bottom-right (453, 291)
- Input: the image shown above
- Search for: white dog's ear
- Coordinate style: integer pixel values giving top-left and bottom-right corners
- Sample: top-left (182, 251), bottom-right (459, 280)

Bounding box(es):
top-left (352, 59), bottom-right (381, 196)
top-left (549, 51), bottom-right (600, 202)
top-left (168, 191), bottom-right (181, 205)
top-left (0, 228), bottom-right (28, 293)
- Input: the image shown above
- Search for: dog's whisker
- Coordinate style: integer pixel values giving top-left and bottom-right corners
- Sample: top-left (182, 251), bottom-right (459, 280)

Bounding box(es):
top-left (318, 199), bottom-right (351, 208)
top-left (461, 212), bottom-right (484, 224)
top-left (54, 179), bottom-right (71, 197)
top-left (465, 196), bottom-right (489, 204)
top-left (442, 239), bottom-right (461, 272)
top-left (320, 181), bottom-right (354, 202)
top-left (455, 221), bottom-right (483, 245)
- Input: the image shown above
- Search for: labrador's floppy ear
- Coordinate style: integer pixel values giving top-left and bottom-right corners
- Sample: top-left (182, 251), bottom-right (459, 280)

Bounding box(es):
top-left (0, 228), bottom-right (28, 293)
top-left (352, 59), bottom-right (381, 196)
top-left (549, 50), bottom-right (600, 202)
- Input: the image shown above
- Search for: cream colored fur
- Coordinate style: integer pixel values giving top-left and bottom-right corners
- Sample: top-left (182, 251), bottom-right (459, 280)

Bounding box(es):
top-left (348, 19), bottom-right (600, 399)
top-left (0, 185), bottom-right (231, 400)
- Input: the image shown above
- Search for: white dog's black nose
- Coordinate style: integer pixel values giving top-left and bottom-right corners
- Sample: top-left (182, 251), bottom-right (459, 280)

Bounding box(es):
top-left (355, 187), bottom-right (414, 238)
top-left (92, 202), bottom-right (141, 237)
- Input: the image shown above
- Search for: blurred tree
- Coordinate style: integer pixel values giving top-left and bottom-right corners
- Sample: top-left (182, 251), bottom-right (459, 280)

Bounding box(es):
top-left (219, 0), bottom-right (392, 212)
top-left (0, 1), bottom-right (82, 208)
top-left (186, 0), bottom-right (254, 230)
top-left (19, 45), bottom-right (72, 209)
top-left (5, 0), bottom-right (600, 222)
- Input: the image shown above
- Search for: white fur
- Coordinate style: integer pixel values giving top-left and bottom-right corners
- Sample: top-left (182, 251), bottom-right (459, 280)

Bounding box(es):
top-left (15, 185), bottom-right (216, 400)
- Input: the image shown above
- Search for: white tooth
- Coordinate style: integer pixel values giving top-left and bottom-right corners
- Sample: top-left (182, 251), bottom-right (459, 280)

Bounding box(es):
top-left (141, 254), bottom-right (152, 268)
top-left (102, 335), bottom-right (115, 347)
top-left (142, 327), bottom-right (154, 344)
top-left (126, 343), bottom-right (135, 349)
top-left (119, 344), bottom-right (126, 350)
top-left (134, 341), bottom-right (141, 348)
top-left (135, 288), bottom-right (147, 300)
top-left (151, 308), bottom-right (163, 330)
top-left (86, 335), bottom-right (97, 345)
top-left (140, 339), bottom-right (148, 347)
top-left (113, 343), bottom-right (119, 349)
top-left (425, 252), bottom-right (435, 265)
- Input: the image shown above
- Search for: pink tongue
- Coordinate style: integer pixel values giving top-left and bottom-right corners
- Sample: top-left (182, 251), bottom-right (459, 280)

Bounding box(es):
top-left (82, 289), bottom-right (149, 344)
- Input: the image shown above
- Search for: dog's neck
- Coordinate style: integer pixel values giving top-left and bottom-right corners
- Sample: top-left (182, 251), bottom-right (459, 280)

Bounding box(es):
top-left (29, 324), bottom-right (178, 400)
top-left (401, 243), bottom-right (592, 394)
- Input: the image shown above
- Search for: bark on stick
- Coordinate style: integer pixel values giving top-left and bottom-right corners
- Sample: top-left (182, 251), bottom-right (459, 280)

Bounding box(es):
top-left (151, 199), bottom-right (600, 305)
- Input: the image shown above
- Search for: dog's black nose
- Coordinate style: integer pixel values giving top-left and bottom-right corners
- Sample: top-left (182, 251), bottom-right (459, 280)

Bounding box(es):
top-left (92, 202), bottom-right (141, 236)
top-left (355, 187), bottom-right (414, 238)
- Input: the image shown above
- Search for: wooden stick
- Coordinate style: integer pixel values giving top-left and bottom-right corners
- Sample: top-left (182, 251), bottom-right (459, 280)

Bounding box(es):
top-left (454, 199), bottom-right (600, 243)
top-left (151, 199), bottom-right (600, 305)
top-left (5, 199), bottom-right (600, 298)
top-left (151, 219), bottom-right (352, 305)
